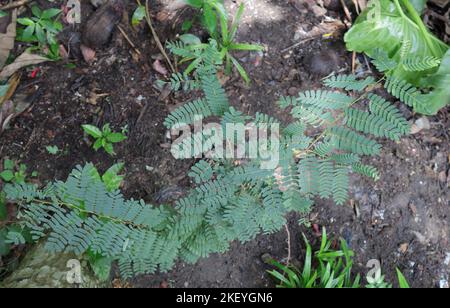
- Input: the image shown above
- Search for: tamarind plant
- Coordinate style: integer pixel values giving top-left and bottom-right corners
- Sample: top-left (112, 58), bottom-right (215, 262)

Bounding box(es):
top-left (3, 39), bottom-right (412, 280)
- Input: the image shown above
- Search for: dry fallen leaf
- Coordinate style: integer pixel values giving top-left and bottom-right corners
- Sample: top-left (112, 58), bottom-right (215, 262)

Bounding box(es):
top-left (80, 44), bottom-right (96, 63)
top-left (399, 243), bottom-right (409, 254)
top-left (153, 59), bottom-right (168, 76)
top-left (0, 73), bottom-right (20, 105)
top-left (0, 92), bottom-right (33, 133)
top-left (0, 51), bottom-right (50, 81)
top-left (0, 9), bottom-right (17, 70)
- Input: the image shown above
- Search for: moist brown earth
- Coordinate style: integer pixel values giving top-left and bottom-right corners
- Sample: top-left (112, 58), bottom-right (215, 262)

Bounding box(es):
top-left (0, 0), bottom-right (449, 288)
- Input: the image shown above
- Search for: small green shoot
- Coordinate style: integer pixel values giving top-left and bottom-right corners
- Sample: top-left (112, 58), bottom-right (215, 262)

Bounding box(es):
top-left (131, 5), bottom-right (146, 27)
top-left (176, 1), bottom-right (264, 83)
top-left (16, 6), bottom-right (62, 59)
top-left (82, 124), bottom-right (127, 156)
top-left (46, 145), bottom-right (59, 155)
top-left (0, 159), bottom-right (34, 184)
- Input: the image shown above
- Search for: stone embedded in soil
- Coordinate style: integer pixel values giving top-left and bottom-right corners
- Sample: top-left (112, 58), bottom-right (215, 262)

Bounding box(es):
top-left (82, 0), bottom-right (124, 49)
top-left (411, 117), bottom-right (431, 134)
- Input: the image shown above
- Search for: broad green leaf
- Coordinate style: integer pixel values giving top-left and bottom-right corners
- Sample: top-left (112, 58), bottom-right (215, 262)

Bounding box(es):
top-left (31, 6), bottom-right (42, 18)
top-left (41, 8), bottom-right (61, 20)
top-left (22, 24), bottom-right (36, 41)
top-left (0, 170), bottom-right (14, 182)
top-left (102, 123), bottom-right (112, 135)
top-left (35, 24), bottom-right (46, 44)
top-left (179, 34), bottom-right (202, 46)
top-left (202, 4), bottom-right (217, 37)
top-left (17, 17), bottom-right (35, 26)
top-left (89, 256), bottom-right (113, 282)
top-left (131, 5), bottom-right (146, 27)
top-left (4, 159), bottom-right (14, 170)
top-left (82, 124), bottom-right (102, 139)
top-left (344, 0), bottom-right (449, 114)
top-left (0, 10), bottom-right (7, 18)
top-left (102, 163), bottom-right (125, 191)
top-left (409, 0), bottom-right (426, 15)
top-left (103, 143), bottom-right (115, 156)
top-left (93, 138), bottom-right (103, 151)
top-left (417, 49), bottom-right (450, 115)
top-left (344, 0), bottom-right (448, 86)
top-left (106, 133), bottom-right (127, 143)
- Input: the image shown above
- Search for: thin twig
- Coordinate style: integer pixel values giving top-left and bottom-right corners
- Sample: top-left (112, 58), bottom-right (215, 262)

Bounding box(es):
top-left (117, 24), bottom-right (142, 56)
top-left (340, 0), bottom-right (353, 22)
top-left (144, 0), bottom-right (175, 73)
top-left (0, 0), bottom-right (31, 10)
top-left (284, 224), bottom-right (292, 265)
top-left (281, 36), bottom-right (319, 53)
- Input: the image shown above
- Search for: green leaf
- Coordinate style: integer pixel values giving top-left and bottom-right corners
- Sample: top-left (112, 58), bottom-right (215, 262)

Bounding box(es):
top-left (409, 0), bottom-right (426, 15)
top-left (46, 145), bottom-right (59, 155)
top-left (229, 54), bottom-right (250, 84)
top-left (228, 43), bottom-right (264, 51)
top-left (22, 24), bottom-right (36, 41)
top-left (182, 19), bottom-right (194, 32)
top-left (35, 23), bottom-right (46, 44)
top-left (0, 170), bottom-right (14, 182)
top-left (396, 268), bottom-right (410, 288)
top-left (106, 133), bottom-right (127, 143)
top-left (4, 159), bottom-right (14, 170)
top-left (31, 6), bottom-right (42, 18)
top-left (417, 49), bottom-right (450, 115)
top-left (202, 4), bottom-right (217, 37)
top-left (93, 138), bottom-right (103, 151)
top-left (102, 163), bottom-right (125, 191)
top-left (179, 34), bottom-right (202, 46)
top-left (17, 17), bottom-right (35, 26)
top-left (184, 0), bottom-right (203, 9)
top-left (103, 143), bottom-right (115, 156)
top-left (131, 5), bottom-right (146, 27)
top-left (230, 3), bottom-right (245, 41)
top-left (344, 0), bottom-right (448, 86)
top-left (102, 123), bottom-right (112, 135)
top-left (0, 10), bottom-right (7, 18)
top-left (41, 8), bottom-right (61, 20)
top-left (5, 231), bottom-right (26, 245)
top-left (82, 124), bottom-right (102, 139)
top-left (0, 229), bottom-right (11, 257)
top-left (89, 256), bottom-right (113, 282)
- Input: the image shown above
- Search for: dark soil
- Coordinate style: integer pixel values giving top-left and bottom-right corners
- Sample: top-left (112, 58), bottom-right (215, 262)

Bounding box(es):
top-left (0, 0), bottom-right (449, 288)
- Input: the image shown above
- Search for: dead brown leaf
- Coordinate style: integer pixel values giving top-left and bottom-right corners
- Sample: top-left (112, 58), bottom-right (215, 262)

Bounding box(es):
top-left (80, 44), bottom-right (96, 63)
top-left (0, 51), bottom-right (49, 81)
top-left (153, 59), bottom-right (168, 75)
top-left (0, 73), bottom-right (20, 105)
top-left (0, 9), bottom-right (17, 69)
top-left (0, 92), bottom-right (32, 133)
